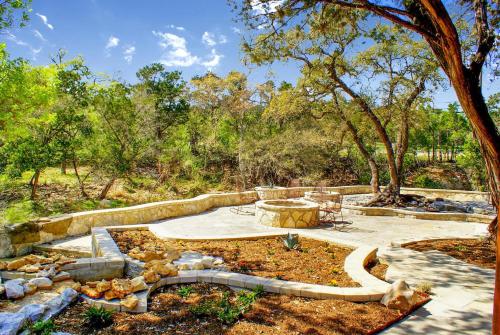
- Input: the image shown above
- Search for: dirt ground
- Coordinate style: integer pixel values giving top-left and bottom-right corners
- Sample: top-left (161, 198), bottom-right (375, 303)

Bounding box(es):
top-left (111, 231), bottom-right (359, 287)
top-left (365, 260), bottom-right (388, 281)
top-left (53, 282), bottom-right (410, 335)
top-left (404, 238), bottom-right (496, 269)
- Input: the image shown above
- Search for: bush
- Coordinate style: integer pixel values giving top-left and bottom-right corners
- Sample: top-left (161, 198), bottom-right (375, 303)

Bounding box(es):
top-left (413, 175), bottom-right (443, 189)
top-left (177, 285), bottom-right (194, 299)
top-left (83, 306), bottom-right (114, 328)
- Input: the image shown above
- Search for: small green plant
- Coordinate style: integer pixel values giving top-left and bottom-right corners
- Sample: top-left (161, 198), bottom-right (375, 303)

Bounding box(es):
top-left (177, 285), bottom-right (194, 299)
top-left (416, 282), bottom-right (433, 295)
top-left (29, 319), bottom-right (56, 335)
top-left (189, 300), bottom-right (215, 317)
top-left (331, 267), bottom-right (342, 275)
top-left (83, 306), bottom-right (114, 328)
top-left (454, 245), bottom-right (468, 252)
top-left (283, 233), bottom-right (300, 250)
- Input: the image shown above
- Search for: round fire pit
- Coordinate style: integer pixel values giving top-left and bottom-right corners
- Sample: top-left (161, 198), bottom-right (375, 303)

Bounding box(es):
top-left (255, 200), bottom-right (319, 228)
top-left (304, 191), bottom-right (340, 203)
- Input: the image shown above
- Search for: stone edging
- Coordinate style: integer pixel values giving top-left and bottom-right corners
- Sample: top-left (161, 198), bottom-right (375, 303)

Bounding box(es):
top-left (343, 205), bottom-right (493, 224)
top-left (78, 227), bottom-right (389, 312)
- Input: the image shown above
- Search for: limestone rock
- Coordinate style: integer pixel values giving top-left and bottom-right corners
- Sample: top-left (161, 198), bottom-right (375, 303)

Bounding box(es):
top-left (18, 303), bottom-right (47, 322)
top-left (60, 288), bottom-right (79, 304)
top-left (0, 261), bottom-right (7, 271)
top-left (192, 261), bottom-right (205, 270)
top-left (36, 265), bottom-right (57, 279)
top-left (0, 284), bottom-right (5, 297)
top-left (201, 256), bottom-right (215, 268)
top-left (130, 276), bottom-right (148, 292)
top-left (142, 269), bottom-right (160, 284)
top-left (18, 264), bottom-right (41, 273)
top-left (162, 249), bottom-right (181, 262)
top-left (23, 254), bottom-right (47, 265)
top-left (0, 312), bottom-right (27, 335)
top-left (29, 277), bottom-right (53, 290)
top-left (104, 289), bottom-right (118, 301)
top-left (85, 281), bottom-right (100, 288)
top-left (381, 279), bottom-right (419, 313)
top-left (5, 280), bottom-right (25, 299)
top-left (96, 280), bottom-right (112, 293)
top-left (148, 261), bottom-right (178, 277)
top-left (56, 280), bottom-right (81, 294)
top-left (7, 258), bottom-right (28, 271)
top-left (129, 250), bottom-right (163, 262)
top-left (177, 263), bottom-right (190, 270)
top-left (23, 282), bottom-right (37, 295)
top-left (53, 271), bottom-right (71, 282)
top-left (81, 285), bottom-right (103, 299)
top-left (120, 294), bottom-right (139, 310)
top-left (111, 278), bottom-right (134, 299)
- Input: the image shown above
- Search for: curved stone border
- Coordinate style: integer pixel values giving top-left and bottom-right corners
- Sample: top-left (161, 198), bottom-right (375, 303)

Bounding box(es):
top-left (344, 245), bottom-right (390, 291)
top-left (343, 205), bottom-right (493, 224)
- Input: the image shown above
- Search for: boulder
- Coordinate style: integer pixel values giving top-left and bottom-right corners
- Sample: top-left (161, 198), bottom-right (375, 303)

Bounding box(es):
top-left (381, 280), bottom-right (419, 313)
top-left (18, 303), bottom-right (48, 322)
top-left (6, 258), bottom-right (28, 271)
top-left (0, 312), bottom-right (27, 335)
top-left (23, 282), bottom-right (37, 295)
top-left (96, 280), bottom-right (112, 293)
top-left (60, 288), bottom-right (79, 304)
top-left (142, 270), bottom-right (161, 284)
top-left (81, 285), bottom-right (102, 299)
top-left (111, 278), bottom-right (134, 299)
top-left (120, 294), bottom-right (139, 310)
top-left (130, 276), bottom-right (148, 292)
top-left (0, 261), bottom-right (7, 271)
top-left (29, 277), bottom-right (53, 290)
top-left (5, 281), bottom-right (24, 299)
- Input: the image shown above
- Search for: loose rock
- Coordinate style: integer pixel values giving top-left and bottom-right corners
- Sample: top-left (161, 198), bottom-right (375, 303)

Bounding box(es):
top-left (381, 279), bottom-right (419, 313)
top-left (5, 281), bottom-right (24, 299)
top-left (29, 277), bottom-right (53, 290)
top-left (120, 294), bottom-right (139, 310)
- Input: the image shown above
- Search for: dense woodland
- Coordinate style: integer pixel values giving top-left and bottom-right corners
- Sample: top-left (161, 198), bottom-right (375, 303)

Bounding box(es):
top-left (0, 0), bottom-right (498, 225)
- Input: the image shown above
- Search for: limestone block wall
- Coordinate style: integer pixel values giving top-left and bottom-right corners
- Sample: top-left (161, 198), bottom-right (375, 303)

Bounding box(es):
top-left (0, 185), bottom-right (491, 258)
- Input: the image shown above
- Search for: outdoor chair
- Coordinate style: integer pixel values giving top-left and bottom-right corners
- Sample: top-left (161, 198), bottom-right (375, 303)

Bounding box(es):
top-left (230, 175), bottom-right (256, 216)
top-left (319, 194), bottom-right (352, 230)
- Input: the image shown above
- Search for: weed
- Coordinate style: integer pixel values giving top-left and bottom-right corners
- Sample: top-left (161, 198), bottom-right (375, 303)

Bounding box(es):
top-left (177, 285), bottom-right (194, 299)
top-left (83, 306), bottom-right (114, 328)
top-left (415, 282), bottom-right (433, 295)
top-left (454, 245), bottom-right (468, 252)
top-left (29, 319), bottom-right (56, 335)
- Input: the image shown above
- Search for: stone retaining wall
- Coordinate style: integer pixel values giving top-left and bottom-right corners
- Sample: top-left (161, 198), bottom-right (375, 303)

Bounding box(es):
top-left (0, 186), bottom-right (490, 258)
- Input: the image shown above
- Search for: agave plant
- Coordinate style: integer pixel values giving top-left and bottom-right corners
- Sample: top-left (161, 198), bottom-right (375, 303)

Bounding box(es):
top-left (283, 233), bottom-right (300, 250)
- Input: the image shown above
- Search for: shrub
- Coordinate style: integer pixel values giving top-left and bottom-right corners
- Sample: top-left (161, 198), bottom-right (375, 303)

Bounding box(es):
top-left (83, 306), bottom-right (114, 328)
top-left (29, 319), bottom-right (56, 335)
top-left (177, 285), bottom-right (194, 299)
top-left (413, 175), bottom-right (443, 189)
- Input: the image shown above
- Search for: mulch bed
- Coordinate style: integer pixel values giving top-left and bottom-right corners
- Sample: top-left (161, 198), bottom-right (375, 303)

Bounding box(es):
top-left (365, 260), bottom-right (388, 281)
top-left (404, 238), bottom-right (496, 269)
top-left (110, 230), bottom-right (359, 287)
top-left (53, 282), bottom-right (415, 335)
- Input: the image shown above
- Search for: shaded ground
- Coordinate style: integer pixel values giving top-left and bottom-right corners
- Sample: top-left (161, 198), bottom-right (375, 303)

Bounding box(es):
top-left (53, 283), bottom-right (405, 335)
top-left (111, 230), bottom-right (358, 287)
top-left (365, 260), bottom-right (388, 281)
top-left (403, 238), bottom-right (496, 269)
top-left (404, 163), bottom-right (472, 190)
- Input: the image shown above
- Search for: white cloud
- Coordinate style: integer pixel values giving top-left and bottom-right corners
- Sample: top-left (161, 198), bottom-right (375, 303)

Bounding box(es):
top-left (202, 31), bottom-right (227, 47)
top-left (168, 24), bottom-right (185, 31)
top-left (201, 49), bottom-right (223, 70)
top-left (33, 29), bottom-right (46, 42)
top-left (231, 27), bottom-right (241, 34)
top-left (153, 30), bottom-right (199, 67)
top-left (251, 0), bottom-right (283, 14)
top-left (152, 30), bottom-right (223, 69)
top-left (106, 35), bottom-right (120, 49)
top-left (35, 13), bottom-right (54, 30)
top-left (6, 32), bottom-right (42, 59)
top-left (202, 31), bottom-right (216, 46)
top-left (123, 45), bottom-right (136, 64)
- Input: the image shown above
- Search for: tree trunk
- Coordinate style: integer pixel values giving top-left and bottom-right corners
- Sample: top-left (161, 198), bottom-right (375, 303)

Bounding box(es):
top-left (30, 170), bottom-right (41, 200)
top-left (61, 160), bottom-right (67, 175)
top-left (72, 158), bottom-right (88, 198)
top-left (98, 178), bottom-right (115, 200)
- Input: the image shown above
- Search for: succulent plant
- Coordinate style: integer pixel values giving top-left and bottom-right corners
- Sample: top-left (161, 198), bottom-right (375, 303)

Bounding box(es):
top-left (282, 233), bottom-right (300, 250)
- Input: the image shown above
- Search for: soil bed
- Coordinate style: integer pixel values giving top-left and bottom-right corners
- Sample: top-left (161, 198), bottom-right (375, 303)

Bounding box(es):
top-left (110, 230), bottom-right (359, 287)
top-left (365, 260), bottom-right (388, 281)
top-left (53, 282), bottom-right (409, 335)
top-left (404, 238), bottom-right (496, 269)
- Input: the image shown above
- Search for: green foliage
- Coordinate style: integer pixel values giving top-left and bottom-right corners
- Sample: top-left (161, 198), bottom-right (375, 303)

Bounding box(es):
top-left (2, 200), bottom-right (34, 224)
top-left (189, 286), bottom-right (264, 324)
top-left (283, 233), bottom-right (300, 250)
top-left (83, 306), bottom-right (114, 328)
top-left (177, 285), bottom-right (194, 298)
top-left (413, 175), bottom-right (443, 189)
top-left (0, 0), bottom-right (31, 31)
top-left (29, 319), bottom-right (56, 335)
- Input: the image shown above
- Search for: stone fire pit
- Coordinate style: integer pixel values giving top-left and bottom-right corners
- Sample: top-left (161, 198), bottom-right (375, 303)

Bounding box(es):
top-left (255, 200), bottom-right (319, 228)
top-left (304, 191), bottom-right (340, 203)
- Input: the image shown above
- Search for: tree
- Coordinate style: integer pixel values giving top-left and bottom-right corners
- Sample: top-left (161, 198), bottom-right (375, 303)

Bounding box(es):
top-left (238, 1), bottom-right (500, 331)
top-left (135, 64), bottom-right (189, 181)
top-left (0, 0), bottom-right (31, 31)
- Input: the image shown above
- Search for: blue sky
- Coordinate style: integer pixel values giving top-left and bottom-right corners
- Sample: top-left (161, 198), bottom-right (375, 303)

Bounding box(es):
top-left (1, 0), bottom-right (498, 108)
